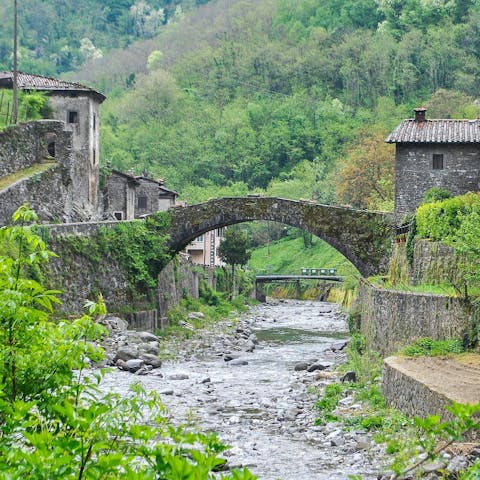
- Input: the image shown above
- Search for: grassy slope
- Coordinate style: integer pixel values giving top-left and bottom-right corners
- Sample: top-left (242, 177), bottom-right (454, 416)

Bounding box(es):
top-left (248, 236), bottom-right (359, 279)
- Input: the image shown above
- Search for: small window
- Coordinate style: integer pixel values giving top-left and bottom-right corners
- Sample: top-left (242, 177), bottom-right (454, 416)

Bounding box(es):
top-left (93, 114), bottom-right (96, 131)
top-left (137, 196), bottom-right (148, 209)
top-left (217, 228), bottom-right (225, 237)
top-left (195, 235), bottom-right (204, 242)
top-left (68, 111), bottom-right (79, 123)
top-left (113, 211), bottom-right (124, 220)
top-left (433, 154), bottom-right (444, 170)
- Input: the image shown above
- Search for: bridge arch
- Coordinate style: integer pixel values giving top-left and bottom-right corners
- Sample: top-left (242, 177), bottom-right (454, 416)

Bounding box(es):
top-left (167, 197), bottom-right (393, 277)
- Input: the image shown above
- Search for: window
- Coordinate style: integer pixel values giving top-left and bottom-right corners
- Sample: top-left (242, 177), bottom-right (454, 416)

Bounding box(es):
top-left (195, 235), bottom-right (204, 242)
top-left (217, 228), bottom-right (225, 237)
top-left (113, 211), bottom-right (124, 220)
top-left (137, 196), bottom-right (148, 209)
top-left (433, 154), bottom-right (444, 170)
top-left (68, 111), bottom-right (79, 123)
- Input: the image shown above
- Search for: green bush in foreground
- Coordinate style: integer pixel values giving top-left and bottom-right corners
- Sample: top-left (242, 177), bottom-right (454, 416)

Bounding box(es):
top-left (0, 205), bottom-right (256, 480)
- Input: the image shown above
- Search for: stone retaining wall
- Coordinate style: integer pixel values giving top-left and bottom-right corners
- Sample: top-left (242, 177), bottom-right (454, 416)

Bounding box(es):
top-left (0, 120), bottom-right (66, 177)
top-left (383, 357), bottom-right (458, 421)
top-left (47, 232), bottom-right (200, 330)
top-left (358, 280), bottom-right (469, 356)
top-left (413, 240), bottom-right (457, 285)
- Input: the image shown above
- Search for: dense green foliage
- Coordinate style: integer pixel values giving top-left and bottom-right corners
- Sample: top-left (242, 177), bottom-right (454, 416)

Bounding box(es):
top-left (71, 0), bottom-right (480, 207)
top-left (416, 192), bottom-right (480, 241)
top-left (0, 205), bottom-right (256, 479)
top-left (0, 0), bottom-right (208, 75)
top-left (0, 90), bottom-right (52, 128)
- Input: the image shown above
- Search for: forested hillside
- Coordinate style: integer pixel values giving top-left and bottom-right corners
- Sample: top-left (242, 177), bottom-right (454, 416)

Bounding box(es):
top-left (0, 0), bottom-right (208, 75)
top-left (6, 0), bottom-right (480, 209)
top-left (72, 0), bottom-right (480, 208)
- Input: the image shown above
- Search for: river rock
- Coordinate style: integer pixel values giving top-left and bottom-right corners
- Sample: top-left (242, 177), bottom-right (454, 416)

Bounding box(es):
top-left (331, 341), bottom-right (348, 352)
top-left (160, 388), bottom-right (174, 395)
top-left (307, 361), bottom-right (332, 372)
top-left (244, 341), bottom-right (256, 352)
top-left (341, 371), bottom-right (357, 383)
top-left (114, 345), bottom-right (139, 362)
top-left (138, 341), bottom-right (160, 355)
top-left (294, 362), bottom-right (309, 371)
top-left (224, 353), bottom-right (241, 361)
top-left (140, 353), bottom-right (162, 368)
top-left (104, 315), bottom-right (129, 332)
top-left (188, 311), bottom-right (205, 319)
top-left (124, 358), bottom-right (145, 373)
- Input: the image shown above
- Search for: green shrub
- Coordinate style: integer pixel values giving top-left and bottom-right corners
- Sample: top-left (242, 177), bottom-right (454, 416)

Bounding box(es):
top-left (422, 187), bottom-right (453, 204)
top-left (402, 337), bottom-right (464, 356)
top-left (416, 192), bottom-right (480, 240)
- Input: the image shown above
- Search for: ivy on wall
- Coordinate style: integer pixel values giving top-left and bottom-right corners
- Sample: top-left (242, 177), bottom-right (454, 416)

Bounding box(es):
top-left (50, 212), bottom-right (172, 300)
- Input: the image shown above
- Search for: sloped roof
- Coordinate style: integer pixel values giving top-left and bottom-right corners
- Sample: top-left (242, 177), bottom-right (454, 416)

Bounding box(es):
top-left (385, 119), bottom-right (480, 144)
top-left (136, 176), bottom-right (179, 197)
top-left (0, 71), bottom-right (106, 103)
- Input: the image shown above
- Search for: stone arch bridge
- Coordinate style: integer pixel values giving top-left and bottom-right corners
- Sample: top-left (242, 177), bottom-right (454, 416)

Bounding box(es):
top-left (168, 197), bottom-right (394, 277)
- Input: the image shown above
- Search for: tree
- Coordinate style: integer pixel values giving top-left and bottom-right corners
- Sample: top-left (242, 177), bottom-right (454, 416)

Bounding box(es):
top-left (218, 228), bottom-right (251, 298)
top-left (336, 128), bottom-right (395, 210)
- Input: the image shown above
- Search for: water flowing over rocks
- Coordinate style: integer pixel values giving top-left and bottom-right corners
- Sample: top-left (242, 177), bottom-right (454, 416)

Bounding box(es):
top-left (99, 300), bottom-right (388, 479)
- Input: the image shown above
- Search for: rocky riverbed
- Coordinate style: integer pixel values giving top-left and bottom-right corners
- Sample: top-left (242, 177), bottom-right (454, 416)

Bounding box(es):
top-left (99, 299), bottom-right (388, 479)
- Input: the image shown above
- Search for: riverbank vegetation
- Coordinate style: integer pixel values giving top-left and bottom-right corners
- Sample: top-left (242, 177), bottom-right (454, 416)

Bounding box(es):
top-left (0, 206), bottom-right (256, 479)
top-left (313, 334), bottom-right (480, 478)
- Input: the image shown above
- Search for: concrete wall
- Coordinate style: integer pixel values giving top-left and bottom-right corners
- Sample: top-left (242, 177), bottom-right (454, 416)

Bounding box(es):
top-left (395, 144), bottom-right (480, 218)
top-left (358, 280), bottom-right (470, 356)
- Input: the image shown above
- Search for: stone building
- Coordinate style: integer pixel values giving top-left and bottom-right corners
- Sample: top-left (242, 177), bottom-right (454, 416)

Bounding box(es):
top-left (102, 170), bottom-right (178, 220)
top-left (386, 107), bottom-right (480, 218)
top-left (0, 71), bottom-right (106, 218)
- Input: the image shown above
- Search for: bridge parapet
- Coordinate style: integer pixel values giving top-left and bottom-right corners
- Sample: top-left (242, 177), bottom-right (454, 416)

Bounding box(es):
top-left (168, 197), bottom-right (394, 277)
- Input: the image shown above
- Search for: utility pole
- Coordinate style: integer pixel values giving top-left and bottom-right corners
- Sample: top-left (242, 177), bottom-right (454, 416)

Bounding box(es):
top-left (12, 0), bottom-right (18, 124)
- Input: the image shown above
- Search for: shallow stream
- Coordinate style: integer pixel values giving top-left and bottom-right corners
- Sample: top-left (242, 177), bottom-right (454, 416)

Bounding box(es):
top-left (100, 300), bottom-right (384, 479)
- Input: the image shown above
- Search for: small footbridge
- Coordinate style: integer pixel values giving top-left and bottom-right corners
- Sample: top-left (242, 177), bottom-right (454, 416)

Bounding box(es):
top-left (168, 196), bottom-right (394, 277)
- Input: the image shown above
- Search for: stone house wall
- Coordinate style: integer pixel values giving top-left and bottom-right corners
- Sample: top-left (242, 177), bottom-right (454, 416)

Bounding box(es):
top-left (135, 178), bottom-right (160, 217)
top-left (102, 172), bottom-right (136, 220)
top-left (395, 144), bottom-right (480, 218)
top-left (0, 121), bottom-right (87, 224)
top-left (49, 93), bottom-right (100, 215)
top-left (358, 280), bottom-right (469, 356)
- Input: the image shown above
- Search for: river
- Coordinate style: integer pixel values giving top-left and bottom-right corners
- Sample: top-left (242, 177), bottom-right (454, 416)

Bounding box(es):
top-left (100, 300), bottom-right (385, 479)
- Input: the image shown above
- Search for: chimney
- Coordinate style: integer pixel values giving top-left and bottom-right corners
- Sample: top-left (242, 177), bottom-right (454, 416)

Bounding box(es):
top-left (414, 107), bottom-right (427, 122)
